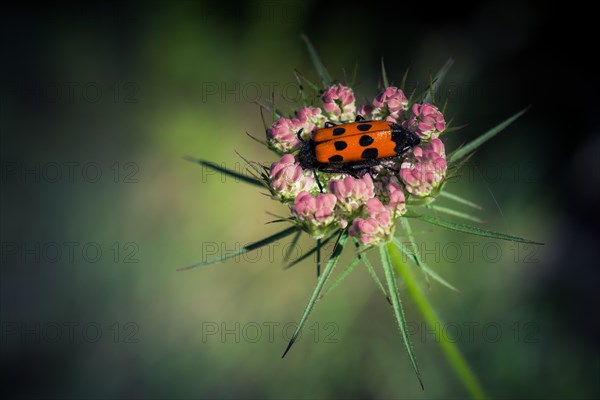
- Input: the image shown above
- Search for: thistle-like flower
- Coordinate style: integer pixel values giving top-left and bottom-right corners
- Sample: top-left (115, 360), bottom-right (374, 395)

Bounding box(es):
top-left (186, 48), bottom-right (536, 395)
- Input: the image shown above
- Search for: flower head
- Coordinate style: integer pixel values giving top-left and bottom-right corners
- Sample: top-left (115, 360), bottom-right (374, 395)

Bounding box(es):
top-left (328, 174), bottom-right (375, 213)
top-left (269, 154), bottom-right (315, 201)
top-left (386, 178), bottom-right (407, 215)
top-left (400, 138), bottom-right (447, 197)
top-left (297, 106), bottom-right (325, 126)
top-left (182, 52), bottom-right (548, 395)
top-left (404, 103), bottom-right (446, 140)
top-left (356, 103), bottom-right (374, 120)
top-left (371, 87), bottom-right (408, 122)
top-left (264, 72), bottom-right (451, 240)
top-left (349, 198), bottom-right (395, 246)
top-left (321, 84), bottom-right (356, 122)
top-left (267, 117), bottom-right (302, 153)
top-left (266, 106), bottom-right (328, 153)
top-left (295, 106), bottom-right (326, 139)
top-left (292, 191), bottom-right (339, 237)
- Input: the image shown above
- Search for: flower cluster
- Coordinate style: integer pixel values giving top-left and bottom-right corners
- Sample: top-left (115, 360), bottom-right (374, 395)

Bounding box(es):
top-left (348, 198), bottom-right (395, 246)
top-left (267, 106), bottom-right (326, 153)
top-left (269, 154), bottom-right (315, 201)
top-left (322, 83), bottom-right (356, 123)
top-left (400, 138), bottom-right (447, 197)
top-left (265, 83), bottom-right (448, 245)
top-left (403, 103), bottom-right (446, 140)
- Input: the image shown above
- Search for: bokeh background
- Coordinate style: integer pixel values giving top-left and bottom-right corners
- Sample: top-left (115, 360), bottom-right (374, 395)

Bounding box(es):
top-left (1, 1), bottom-right (598, 399)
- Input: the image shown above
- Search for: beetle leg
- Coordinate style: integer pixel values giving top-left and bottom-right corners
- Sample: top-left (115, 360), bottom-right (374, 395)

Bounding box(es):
top-left (349, 168), bottom-right (368, 178)
top-left (324, 121), bottom-right (336, 128)
top-left (296, 128), bottom-right (304, 141)
top-left (313, 169), bottom-right (324, 193)
top-left (354, 115), bottom-right (366, 122)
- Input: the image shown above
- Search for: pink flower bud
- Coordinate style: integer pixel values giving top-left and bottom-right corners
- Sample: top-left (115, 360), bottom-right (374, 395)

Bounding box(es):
top-left (400, 139), bottom-right (447, 197)
top-left (297, 106), bottom-right (324, 125)
top-left (356, 104), bottom-right (374, 120)
top-left (267, 117), bottom-right (302, 153)
top-left (404, 103), bottom-right (446, 140)
top-left (295, 106), bottom-right (326, 140)
top-left (371, 87), bottom-right (408, 122)
top-left (292, 191), bottom-right (339, 237)
top-left (269, 154), bottom-right (315, 201)
top-left (321, 84), bottom-right (356, 123)
top-left (328, 174), bottom-right (375, 213)
top-left (348, 198), bottom-right (394, 246)
top-left (387, 179), bottom-right (407, 215)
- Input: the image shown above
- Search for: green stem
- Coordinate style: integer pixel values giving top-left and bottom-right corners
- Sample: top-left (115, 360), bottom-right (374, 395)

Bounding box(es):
top-left (386, 242), bottom-right (488, 400)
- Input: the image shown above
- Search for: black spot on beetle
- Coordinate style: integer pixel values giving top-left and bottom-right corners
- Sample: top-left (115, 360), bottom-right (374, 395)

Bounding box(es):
top-left (361, 148), bottom-right (378, 159)
top-left (328, 155), bottom-right (343, 162)
top-left (333, 127), bottom-right (346, 135)
top-left (334, 141), bottom-right (347, 150)
top-left (357, 123), bottom-right (372, 131)
top-left (359, 135), bottom-right (374, 147)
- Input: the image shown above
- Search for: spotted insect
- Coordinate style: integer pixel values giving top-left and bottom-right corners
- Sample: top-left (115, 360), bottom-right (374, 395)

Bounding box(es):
top-left (297, 116), bottom-right (421, 186)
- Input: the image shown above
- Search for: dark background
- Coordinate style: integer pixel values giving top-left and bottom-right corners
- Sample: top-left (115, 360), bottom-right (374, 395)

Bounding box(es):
top-left (1, 1), bottom-right (598, 399)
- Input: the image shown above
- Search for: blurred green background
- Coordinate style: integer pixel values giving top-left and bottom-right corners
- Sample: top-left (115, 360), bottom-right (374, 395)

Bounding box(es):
top-left (1, 1), bottom-right (598, 399)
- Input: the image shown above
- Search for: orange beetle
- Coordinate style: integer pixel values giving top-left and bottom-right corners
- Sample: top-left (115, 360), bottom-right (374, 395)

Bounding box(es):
top-left (297, 116), bottom-right (420, 183)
